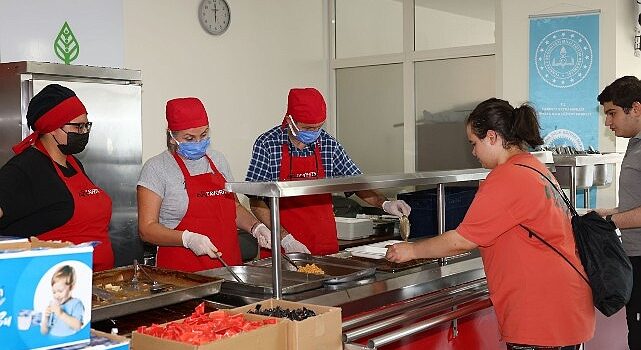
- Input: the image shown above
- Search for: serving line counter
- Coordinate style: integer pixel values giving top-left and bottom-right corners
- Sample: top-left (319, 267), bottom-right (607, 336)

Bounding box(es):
top-left (210, 169), bottom-right (498, 348)
top-left (202, 253), bottom-right (494, 349)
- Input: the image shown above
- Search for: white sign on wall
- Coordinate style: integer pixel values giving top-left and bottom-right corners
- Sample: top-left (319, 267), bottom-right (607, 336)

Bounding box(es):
top-left (0, 0), bottom-right (123, 67)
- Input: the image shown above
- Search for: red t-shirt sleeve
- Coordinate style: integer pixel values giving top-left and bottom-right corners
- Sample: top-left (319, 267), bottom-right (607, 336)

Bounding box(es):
top-left (457, 166), bottom-right (524, 247)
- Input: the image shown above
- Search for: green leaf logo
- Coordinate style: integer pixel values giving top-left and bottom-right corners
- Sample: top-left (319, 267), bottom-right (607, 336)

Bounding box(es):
top-left (54, 21), bottom-right (80, 65)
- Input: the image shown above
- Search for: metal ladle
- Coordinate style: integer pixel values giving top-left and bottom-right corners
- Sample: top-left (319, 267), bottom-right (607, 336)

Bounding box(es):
top-left (400, 215), bottom-right (410, 242)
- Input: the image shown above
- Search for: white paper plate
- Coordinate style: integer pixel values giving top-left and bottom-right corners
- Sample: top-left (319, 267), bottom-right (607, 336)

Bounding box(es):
top-left (345, 240), bottom-right (404, 260)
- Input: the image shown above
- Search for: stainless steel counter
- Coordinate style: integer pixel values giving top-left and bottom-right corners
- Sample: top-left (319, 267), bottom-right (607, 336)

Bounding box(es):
top-left (205, 252), bottom-right (486, 318)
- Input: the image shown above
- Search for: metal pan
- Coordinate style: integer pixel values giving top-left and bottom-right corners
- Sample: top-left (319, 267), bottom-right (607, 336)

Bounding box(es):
top-left (249, 253), bottom-right (377, 284)
top-left (92, 265), bottom-right (223, 321)
top-left (197, 265), bottom-right (326, 295)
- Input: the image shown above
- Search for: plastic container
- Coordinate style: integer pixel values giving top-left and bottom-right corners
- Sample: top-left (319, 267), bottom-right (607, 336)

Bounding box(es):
top-left (397, 186), bottom-right (477, 238)
top-left (335, 217), bottom-right (374, 240)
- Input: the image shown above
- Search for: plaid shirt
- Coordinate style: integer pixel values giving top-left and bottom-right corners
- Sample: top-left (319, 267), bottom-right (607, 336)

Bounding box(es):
top-left (245, 125), bottom-right (361, 182)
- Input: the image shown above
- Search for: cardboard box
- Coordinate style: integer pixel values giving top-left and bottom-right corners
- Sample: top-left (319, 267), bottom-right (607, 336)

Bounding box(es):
top-left (234, 298), bottom-right (342, 350)
top-left (131, 310), bottom-right (287, 350)
top-left (0, 239), bottom-right (93, 350)
top-left (52, 330), bottom-right (129, 350)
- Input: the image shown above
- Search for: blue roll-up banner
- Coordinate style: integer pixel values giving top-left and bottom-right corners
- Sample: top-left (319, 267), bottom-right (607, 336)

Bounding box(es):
top-left (529, 12), bottom-right (600, 206)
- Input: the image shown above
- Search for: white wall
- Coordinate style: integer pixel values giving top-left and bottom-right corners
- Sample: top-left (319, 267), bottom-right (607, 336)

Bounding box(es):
top-left (0, 0), bottom-right (123, 67)
top-left (497, 0), bottom-right (641, 207)
top-left (123, 0), bottom-right (329, 181)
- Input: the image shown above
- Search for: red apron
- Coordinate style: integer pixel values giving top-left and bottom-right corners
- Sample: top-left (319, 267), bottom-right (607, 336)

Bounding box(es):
top-left (156, 152), bottom-right (241, 272)
top-left (277, 139), bottom-right (338, 255)
top-left (35, 141), bottom-right (114, 271)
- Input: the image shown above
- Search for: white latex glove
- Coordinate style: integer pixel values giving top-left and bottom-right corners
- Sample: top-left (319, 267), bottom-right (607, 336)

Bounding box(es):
top-left (251, 223), bottom-right (272, 249)
top-left (382, 200), bottom-right (412, 217)
top-left (281, 234), bottom-right (311, 254)
top-left (181, 230), bottom-right (220, 258)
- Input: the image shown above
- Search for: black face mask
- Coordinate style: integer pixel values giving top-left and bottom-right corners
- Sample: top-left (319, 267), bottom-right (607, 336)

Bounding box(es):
top-left (55, 131), bottom-right (89, 155)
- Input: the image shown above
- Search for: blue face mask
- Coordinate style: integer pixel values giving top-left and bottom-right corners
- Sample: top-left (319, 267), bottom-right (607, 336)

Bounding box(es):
top-left (288, 116), bottom-right (322, 144)
top-left (173, 136), bottom-right (211, 160)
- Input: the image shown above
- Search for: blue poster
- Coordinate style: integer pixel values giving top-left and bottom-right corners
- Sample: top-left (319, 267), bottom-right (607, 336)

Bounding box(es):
top-left (529, 12), bottom-right (599, 150)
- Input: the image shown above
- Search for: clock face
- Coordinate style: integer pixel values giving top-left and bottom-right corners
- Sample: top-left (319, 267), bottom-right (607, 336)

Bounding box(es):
top-left (199, 0), bottom-right (230, 35)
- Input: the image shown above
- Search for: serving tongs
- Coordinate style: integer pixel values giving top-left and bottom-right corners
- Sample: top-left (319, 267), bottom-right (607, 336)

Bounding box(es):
top-left (214, 253), bottom-right (244, 283)
top-left (131, 259), bottom-right (168, 293)
top-left (282, 253), bottom-right (300, 270)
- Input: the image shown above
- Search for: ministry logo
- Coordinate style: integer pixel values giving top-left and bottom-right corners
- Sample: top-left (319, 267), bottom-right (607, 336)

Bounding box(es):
top-left (535, 29), bottom-right (592, 88)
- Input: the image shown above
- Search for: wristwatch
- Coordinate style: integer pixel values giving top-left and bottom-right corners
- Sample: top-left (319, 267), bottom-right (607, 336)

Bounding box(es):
top-left (605, 214), bottom-right (617, 228)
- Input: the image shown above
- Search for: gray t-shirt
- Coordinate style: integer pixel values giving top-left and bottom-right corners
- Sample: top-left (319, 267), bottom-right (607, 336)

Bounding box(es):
top-left (619, 134), bottom-right (641, 256)
top-left (137, 150), bottom-right (234, 229)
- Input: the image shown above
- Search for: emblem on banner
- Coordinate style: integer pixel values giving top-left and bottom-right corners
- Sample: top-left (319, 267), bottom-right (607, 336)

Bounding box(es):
top-left (543, 129), bottom-right (585, 150)
top-left (535, 29), bottom-right (592, 88)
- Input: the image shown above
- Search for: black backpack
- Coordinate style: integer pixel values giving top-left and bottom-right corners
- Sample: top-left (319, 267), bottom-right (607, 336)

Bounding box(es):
top-left (516, 163), bottom-right (633, 316)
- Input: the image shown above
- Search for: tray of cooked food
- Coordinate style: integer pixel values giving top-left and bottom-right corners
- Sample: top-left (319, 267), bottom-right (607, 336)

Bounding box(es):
top-left (92, 264), bottom-right (224, 321)
top-left (197, 265), bottom-right (326, 295)
top-left (248, 253), bottom-right (377, 284)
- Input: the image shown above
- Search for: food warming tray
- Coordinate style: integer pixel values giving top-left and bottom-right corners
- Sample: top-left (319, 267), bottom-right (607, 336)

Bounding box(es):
top-left (248, 253), bottom-right (377, 284)
top-left (197, 265), bottom-right (326, 294)
top-left (92, 265), bottom-right (223, 321)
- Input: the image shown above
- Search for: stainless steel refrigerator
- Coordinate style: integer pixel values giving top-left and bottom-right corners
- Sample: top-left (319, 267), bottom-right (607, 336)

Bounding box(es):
top-left (0, 61), bottom-right (143, 267)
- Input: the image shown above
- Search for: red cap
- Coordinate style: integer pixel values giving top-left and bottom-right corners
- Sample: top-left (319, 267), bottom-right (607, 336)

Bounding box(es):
top-left (286, 88), bottom-right (326, 124)
top-left (166, 97), bottom-right (209, 131)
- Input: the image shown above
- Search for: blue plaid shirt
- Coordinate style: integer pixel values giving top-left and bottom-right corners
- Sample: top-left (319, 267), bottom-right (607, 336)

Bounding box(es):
top-left (245, 125), bottom-right (362, 182)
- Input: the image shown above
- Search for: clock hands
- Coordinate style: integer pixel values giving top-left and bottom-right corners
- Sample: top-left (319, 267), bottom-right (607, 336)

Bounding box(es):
top-left (213, 2), bottom-right (218, 23)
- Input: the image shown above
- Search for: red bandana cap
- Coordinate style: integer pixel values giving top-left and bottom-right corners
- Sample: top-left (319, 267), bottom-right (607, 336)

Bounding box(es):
top-left (286, 88), bottom-right (326, 124)
top-left (166, 97), bottom-right (209, 131)
top-left (12, 84), bottom-right (87, 154)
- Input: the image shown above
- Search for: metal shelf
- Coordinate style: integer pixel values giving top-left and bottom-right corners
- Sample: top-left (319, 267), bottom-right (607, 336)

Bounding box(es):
top-left (224, 168), bottom-right (489, 197)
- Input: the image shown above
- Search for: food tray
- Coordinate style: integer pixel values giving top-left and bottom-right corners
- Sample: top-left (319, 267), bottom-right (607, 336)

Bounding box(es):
top-left (197, 265), bottom-right (325, 294)
top-left (92, 265), bottom-right (223, 321)
top-left (348, 255), bottom-right (437, 273)
top-left (343, 240), bottom-right (439, 272)
top-left (248, 253), bottom-right (377, 284)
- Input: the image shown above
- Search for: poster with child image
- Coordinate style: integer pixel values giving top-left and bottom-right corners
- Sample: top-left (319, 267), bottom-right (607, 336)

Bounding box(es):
top-left (0, 246), bottom-right (92, 350)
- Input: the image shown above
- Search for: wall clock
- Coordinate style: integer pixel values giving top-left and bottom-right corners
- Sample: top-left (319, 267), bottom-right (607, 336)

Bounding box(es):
top-left (198, 0), bottom-right (231, 35)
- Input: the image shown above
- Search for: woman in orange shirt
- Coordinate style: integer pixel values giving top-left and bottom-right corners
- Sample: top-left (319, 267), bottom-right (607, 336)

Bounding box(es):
top-left (387, 98), bottom-right (595, 350)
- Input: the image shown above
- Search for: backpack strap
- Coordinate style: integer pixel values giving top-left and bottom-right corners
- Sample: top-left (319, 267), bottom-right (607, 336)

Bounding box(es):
top-left (514, 163), bottom-right (589, 284)
top-left (515, 163), bottom-right (578, 217)
top-left (519, 224), bottom-right (590, 284)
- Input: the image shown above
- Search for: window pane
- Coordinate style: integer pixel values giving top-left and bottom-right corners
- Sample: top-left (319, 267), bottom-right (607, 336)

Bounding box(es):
top-left (415, 55), bottom-right (496, 171)
top-left (415, 0), bottom-right (495, 51)
top-left (336, 64), bottom-right (404, 174)
top-left (335, 0), bottom-right (403, 58)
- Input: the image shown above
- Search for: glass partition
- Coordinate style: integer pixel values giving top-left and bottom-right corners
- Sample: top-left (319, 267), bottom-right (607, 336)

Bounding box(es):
top-left (336, 63), bottom-right (404, 174)
top-left (415, 55), bottom-right (496, 171)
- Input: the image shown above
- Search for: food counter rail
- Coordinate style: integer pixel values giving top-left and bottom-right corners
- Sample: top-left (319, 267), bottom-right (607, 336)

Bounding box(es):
top-left (224, 168), bottom-right (490, 299)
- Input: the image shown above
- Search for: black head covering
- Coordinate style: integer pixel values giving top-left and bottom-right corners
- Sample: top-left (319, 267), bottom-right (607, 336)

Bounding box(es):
top-left (26, 84), bottom-right (77, 130)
